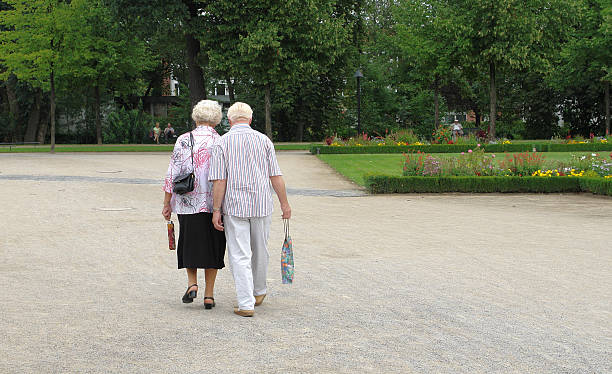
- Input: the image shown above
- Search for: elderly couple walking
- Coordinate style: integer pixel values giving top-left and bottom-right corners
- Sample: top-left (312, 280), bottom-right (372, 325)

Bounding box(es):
top-left (162, 100), bottom-right (291, 317)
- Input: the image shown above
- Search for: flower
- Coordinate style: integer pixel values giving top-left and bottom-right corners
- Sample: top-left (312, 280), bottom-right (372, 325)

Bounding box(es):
top-left (491, 154), bottom-right (496, 158)
top-left (461, 152), bottom-right (465, 155)
top-left (477, 144), bottom-right (481, 147)
top-left (468, 149), bottom-right (473, 153)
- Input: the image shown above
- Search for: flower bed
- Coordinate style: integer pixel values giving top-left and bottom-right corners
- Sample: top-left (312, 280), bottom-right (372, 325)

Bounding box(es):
top-left (311, 143), bottom-right (612, 154)
top-left (364, 175), bottom-right (612, 196)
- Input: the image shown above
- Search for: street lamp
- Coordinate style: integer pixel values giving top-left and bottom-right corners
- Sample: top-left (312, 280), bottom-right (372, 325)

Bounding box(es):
top-left (354, 69), bottom-right (363, 136)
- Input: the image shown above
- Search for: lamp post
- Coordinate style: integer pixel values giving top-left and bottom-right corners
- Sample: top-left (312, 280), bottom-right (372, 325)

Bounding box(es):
top-left (354, 69), bottom-right (363, 136)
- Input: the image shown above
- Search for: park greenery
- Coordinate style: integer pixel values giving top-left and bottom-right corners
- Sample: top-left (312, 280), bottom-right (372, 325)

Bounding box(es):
top-left (0, 0), bottom-right (611, 147)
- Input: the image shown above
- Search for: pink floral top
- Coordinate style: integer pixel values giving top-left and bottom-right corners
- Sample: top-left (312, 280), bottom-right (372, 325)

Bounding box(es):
top-left (163, 125), bottom-right (220, 215)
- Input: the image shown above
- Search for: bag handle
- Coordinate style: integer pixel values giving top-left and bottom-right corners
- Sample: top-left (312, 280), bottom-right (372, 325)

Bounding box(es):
top-left (283, 219), bottom-right (290, 239)
top-left (189, 132), bottom-right (194, 172)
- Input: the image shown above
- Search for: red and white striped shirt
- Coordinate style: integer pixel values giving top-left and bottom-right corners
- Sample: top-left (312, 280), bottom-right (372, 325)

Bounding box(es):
top-left (209, 124), bottom-right (283, 218)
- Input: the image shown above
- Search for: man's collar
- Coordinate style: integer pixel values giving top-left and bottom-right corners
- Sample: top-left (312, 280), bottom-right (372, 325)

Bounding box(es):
top-left (231, 123), bottom-right (251, 130)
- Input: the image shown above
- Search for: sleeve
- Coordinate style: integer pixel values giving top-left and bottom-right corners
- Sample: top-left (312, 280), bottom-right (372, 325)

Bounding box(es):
top-left (267, 140), bottom-right (283, 177)
top-left (208, 143), bottom-right (227, 181)
top-left (163, 138), bottom-right (183, 192)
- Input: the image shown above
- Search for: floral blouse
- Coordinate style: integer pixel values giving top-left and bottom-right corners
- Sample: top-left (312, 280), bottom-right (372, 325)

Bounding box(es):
top-left (163, 125), bottom-right (220, 215)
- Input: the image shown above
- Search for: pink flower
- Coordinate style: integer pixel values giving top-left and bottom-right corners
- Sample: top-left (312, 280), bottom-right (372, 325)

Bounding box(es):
top-left (461, 152), bottom-right (465, 155)
top-left (468, 149), bottom-right (473, 153)
top-left (477, 144), bottom-right (481, 147)
top-left (491, 154), bottom-right (496, 158)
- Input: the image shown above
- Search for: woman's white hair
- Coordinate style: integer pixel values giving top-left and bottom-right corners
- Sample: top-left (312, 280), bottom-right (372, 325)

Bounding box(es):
top-left (192, 100), bottom-right (222, 124)
top-left (227, 102), bottom-right (253, 121)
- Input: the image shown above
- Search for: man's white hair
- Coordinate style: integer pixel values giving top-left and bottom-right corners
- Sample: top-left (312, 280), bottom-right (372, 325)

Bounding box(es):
top-left (227, 102), bottom-right (253, 121)
top-left (192, 100), bottom-right (222, 124)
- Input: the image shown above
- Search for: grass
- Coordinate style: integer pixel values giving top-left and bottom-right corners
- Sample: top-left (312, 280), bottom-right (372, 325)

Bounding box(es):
top-left (0, 143), bottom-right (317, 153)
top-left (318, 152), bottom-right (607, 186)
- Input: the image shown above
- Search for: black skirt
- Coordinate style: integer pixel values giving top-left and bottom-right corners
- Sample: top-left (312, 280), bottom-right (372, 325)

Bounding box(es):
top-left (177, 212), bottom-right (226, 269)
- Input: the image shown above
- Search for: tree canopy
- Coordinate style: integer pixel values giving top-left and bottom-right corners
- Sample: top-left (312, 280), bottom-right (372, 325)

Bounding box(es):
top-left (0, 0), bottom-right (610, 145)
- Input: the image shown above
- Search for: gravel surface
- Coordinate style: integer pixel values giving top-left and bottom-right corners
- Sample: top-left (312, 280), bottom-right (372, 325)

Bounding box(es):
top-left (1, 151), bottom-right (611, 373)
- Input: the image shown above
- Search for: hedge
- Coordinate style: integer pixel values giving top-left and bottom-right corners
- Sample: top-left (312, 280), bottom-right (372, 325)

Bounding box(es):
top-left (310, 143), bottom-right (612, 154)
top-left (364, 175), bottom-right (612, 196)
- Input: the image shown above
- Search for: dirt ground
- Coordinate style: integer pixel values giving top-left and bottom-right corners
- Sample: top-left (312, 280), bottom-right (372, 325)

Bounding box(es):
top-left (1, 151), bottom-right (610, 373)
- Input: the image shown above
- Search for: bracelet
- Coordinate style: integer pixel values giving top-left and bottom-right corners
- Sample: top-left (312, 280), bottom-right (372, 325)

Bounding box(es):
top-left (213, 207), bottom-right (221, 212)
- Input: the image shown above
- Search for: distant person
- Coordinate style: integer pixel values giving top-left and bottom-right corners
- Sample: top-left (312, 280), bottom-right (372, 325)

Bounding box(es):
top-left (162, 100), bottom-right (226, 309)
top-left (164, 123), bottom-right (176, 143)
top-left (452, 119), bottom-right (463, 141)
top-left (153, 122), bottom-right (161, 144)
top-left (209, 102), bottom-right (291, 317)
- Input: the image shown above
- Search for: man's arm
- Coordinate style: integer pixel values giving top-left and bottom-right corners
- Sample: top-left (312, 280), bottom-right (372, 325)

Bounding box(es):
top-left (211, 179), bottom-right (227, 231)
top-left (271, 175), bottom-right (291, 219)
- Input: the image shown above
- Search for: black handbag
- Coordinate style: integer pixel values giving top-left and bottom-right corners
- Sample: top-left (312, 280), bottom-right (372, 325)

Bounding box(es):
top-left (173, 132), bottom-right (195, 195)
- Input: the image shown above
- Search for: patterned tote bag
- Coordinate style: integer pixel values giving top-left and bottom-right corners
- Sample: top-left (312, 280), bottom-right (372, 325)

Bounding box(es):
top-left (281, 219), bottom-right (294, 284)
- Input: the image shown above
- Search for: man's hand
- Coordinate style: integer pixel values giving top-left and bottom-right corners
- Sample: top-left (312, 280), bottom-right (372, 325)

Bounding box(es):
top-left (281, 203), bottom-right (291, 219)
top-left (212, 211), bottom-right (224, 231)
top-left (162, 204), bottom-right (172, 220)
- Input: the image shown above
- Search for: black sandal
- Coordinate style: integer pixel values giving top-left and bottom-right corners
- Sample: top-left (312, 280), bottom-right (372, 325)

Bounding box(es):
top-left (204, 297), bottom-right (215, 309)
top-left (182, 284), bottom-right (198, 303)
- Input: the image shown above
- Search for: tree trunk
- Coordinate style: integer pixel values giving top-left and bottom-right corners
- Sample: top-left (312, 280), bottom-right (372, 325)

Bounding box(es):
top-left (433, 76), bottom-right (440, 128)
top-left (185, 32), bottom-right (206, 110)
top-left (94, 85), bottom-right (102, 145)
top-left (488, 61), bottom-right (496, 140)
top-left (24, 88), bottom-right (43, 142)
top-left (295, 121), bottom-right (304, 142)
top-left (50, 69), bottom-right (56, 153)
top-left (37, 98), bottom-right (49, 144)
top-left (264, 83), bottom-right (272, 139)
top-left (5, 75), bottom-right (20, 142)
top-left (226, 77), bottom-right (235, 103)
top-left (474, 109), bottom-right (481, 129)
top-left (605, 80), bottom-right (610, 136)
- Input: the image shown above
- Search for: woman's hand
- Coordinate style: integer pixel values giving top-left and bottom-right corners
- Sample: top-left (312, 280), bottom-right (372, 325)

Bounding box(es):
top-left (162, 204), bottom-right (172, 220)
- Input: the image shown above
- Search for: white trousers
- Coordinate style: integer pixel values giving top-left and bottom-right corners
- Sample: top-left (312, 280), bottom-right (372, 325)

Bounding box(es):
top-left (224, 215), bottom-right (271, 310)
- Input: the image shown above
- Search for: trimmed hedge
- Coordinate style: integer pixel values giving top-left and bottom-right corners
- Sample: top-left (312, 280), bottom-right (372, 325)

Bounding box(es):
top-left (310, 143), bottom-right (612, 154)
top-left (364, 175), bottom-right (612, 196)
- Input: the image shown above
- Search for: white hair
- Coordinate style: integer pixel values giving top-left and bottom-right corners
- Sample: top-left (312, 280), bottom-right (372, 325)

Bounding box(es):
top-left (191, 100), bottom-right (222, 124)
top-left (227, 102), bottom-right (253, 121)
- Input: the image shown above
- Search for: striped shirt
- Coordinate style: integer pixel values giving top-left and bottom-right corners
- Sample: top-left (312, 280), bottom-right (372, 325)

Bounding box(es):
top-left (209, 124), bottom-right (283, 218)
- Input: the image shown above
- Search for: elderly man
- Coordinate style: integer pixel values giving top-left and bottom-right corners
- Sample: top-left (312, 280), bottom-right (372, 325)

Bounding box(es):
top-left (209, 102), bottom-right (291, 317)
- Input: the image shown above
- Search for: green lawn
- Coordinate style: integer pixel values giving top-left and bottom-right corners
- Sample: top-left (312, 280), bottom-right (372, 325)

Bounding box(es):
top-left (318, 152), bottom-right (604, 186)
top-left (0, 143), bottom-right (317, 153)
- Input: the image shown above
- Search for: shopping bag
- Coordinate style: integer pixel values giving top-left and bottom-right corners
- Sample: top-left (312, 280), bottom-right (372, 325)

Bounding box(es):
top-left (281, 219), bottom-right (294, 284)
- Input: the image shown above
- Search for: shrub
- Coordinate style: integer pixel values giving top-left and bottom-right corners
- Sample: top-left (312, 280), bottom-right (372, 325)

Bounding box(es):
top-left (390, 129), bottom-right (420, 144)
top-left (104, 108), bottom-right (151, 144)
top-left (364, 175), bottom-right (587, 194)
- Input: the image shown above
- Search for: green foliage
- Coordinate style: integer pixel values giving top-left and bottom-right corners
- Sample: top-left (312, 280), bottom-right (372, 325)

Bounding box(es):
top-left (103, 108), bottom-right (151, 144)
top-left (364, 175), bottom-right (591, 194)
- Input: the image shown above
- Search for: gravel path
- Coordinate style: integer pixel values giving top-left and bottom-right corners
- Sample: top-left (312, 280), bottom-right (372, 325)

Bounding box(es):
top-left (1, 151), bottom-right (611, 373)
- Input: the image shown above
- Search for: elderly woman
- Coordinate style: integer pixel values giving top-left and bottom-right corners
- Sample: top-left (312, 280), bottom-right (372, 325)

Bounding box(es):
top-left (162, 100), bottom-right (226, 309)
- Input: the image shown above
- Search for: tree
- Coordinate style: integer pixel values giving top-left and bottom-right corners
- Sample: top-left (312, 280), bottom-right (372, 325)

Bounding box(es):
top-left (62, 0), bottom-right (153, 144)
top-left (205, 0), bottom-right (349, 139)
top-left (106, 0), bottom-right (208, 110)
top-left (452, 0), bottom-right (573, 139)
top-left (551, 0), bottom-right (612, 135)
top-left (393, 0), bottom-right (456, 129)
top-left (0, 0), bottom-right (72, 152)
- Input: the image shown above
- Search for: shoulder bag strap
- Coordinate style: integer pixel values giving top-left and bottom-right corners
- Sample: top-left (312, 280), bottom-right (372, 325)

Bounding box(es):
top-left (189, 132), bottom-right (194, 172)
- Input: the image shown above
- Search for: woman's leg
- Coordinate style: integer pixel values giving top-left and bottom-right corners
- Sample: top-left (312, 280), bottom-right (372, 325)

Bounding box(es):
top-left (204, 269), bottom-right (218, 304)
top-left (187, 268), bottom-right (198, 292)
